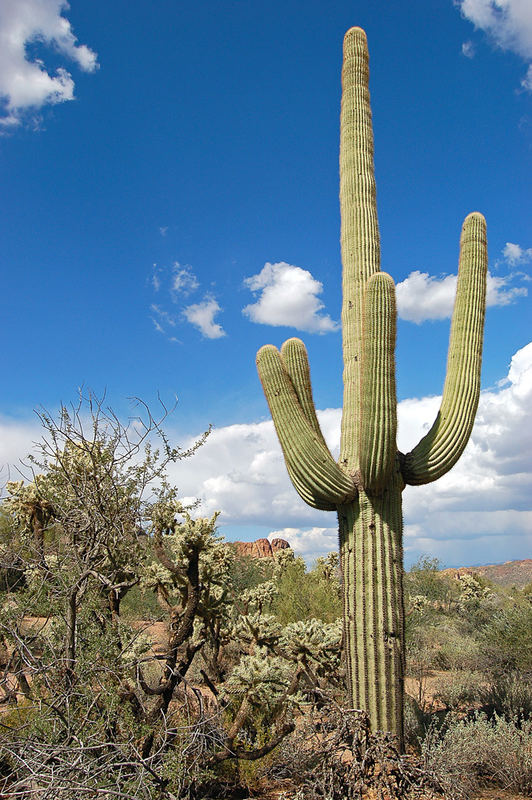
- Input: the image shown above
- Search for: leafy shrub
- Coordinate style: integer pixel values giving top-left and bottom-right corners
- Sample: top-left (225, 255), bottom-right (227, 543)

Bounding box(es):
top-left (480, 601), bottom-right (532, 673)
top-left (422, 712), bottom-right (532, 799)
top-left (480, 670), bottom-right (532, 721)
top-left (403, 694), bottom-right (430, 748)
top-left (433, 670), bottom-right (483, 711)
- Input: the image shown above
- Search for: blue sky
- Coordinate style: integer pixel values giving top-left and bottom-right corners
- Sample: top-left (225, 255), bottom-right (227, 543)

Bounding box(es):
top-left (1, 0), bottom-right (531, 568)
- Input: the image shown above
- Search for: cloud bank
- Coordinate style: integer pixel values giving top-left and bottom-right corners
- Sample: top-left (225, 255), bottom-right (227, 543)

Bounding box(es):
top-left (2, 343), bottom-right (531, 568)
top-left (165, 341), bottom-right (532, 567)
top-left (0, 0), bottom-right (98, 127)
top-left (243, 262), bottom-right (339, 334)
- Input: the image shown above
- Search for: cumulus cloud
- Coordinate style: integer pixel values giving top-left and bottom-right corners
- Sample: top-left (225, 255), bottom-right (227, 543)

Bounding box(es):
top-left (396, 269), bottom-right (527, 323)
top-left (456, 0), bottom-right (532, 90)
top-left (243, 262), bottom-right (339, 334)
top-left (165, 341), bottom-right (532, 567)
top-left (2, 342), bottom-right (532, 568)
top-left (503, 242), bottom-right (532, 266)
top-left (0, 0), bottom-right (98, 126)
top-left (182, 297), bottom-right (226, 339)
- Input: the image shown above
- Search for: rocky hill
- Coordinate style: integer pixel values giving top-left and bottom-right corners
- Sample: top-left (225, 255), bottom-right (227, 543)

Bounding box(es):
top-left (233, 537), bottom-right (290, 559)
top-left (442, 558), bottom-right (532, 588)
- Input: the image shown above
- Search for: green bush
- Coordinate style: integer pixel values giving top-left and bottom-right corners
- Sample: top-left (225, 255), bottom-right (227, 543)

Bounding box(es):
top-left (422, 712), bottom-right (532, 799)
top-left (433, 670), bottom-right (483, 711)
top-left (480, 670), bottom-right (532, 721)
top-left (480, 601), bottom-right (532, 673)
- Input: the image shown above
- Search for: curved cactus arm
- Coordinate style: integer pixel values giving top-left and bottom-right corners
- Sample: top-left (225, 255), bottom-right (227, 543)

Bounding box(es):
top-left (280, 338), bottom-right (329, 448)
top-left (257, 345), bottom-right (356, 509)
top-left (401, 212), bottom-right (488, 485)
top-left (340, 27), bottom-right (382, 475)
top-left (359, 272), bottom-right (398, 491)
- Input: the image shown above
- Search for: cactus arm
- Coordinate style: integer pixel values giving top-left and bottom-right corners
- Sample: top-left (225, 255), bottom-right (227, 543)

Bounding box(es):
top-left (256, 345), bottom-right (356, 509)
top-left (340, 27), bottom-right (382, 476)
top-left (359, 273), bottom-right (398, 491)
top-left (280, 338), bottom-right (329, 448)
top-left (401, 212), bottom-right (488, 485)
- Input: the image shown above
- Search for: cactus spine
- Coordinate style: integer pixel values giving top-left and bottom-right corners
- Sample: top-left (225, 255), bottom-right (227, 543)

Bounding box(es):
top-left (256, 27), bottom-right (488, 744)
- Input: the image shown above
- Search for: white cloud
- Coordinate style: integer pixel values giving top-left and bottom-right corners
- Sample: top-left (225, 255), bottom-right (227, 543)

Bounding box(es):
top-left (503, 241), bottom-right (532, 266)
top-left (2, 343), bottom-right (532, 569)
top-left (0, 0), bottom-right (98, 126)
top-left (0, 417), bottom-right (43, 486)
top-left (396, 271), bottom-right (458, 322)
top-left (396, 269), bottom-right (527, 323)
top-left (182, 296), bottom-right (226, 339)
top-left (171, 264), bottom-right (199, 296)
top-left (149, 262), bottom-right (203, 340)
top-left (150, 303), bottom-right (176, 334)
top-left (166, 341), bottom-right (532, 567)
top-left (462, 40), bottom-right (476, 58)
top-left (268, 527), bottom-right (339, 564)
top-left (243, 262), bottom-right (339, 334)
top-left (456, 0), bottom-right (532, 90)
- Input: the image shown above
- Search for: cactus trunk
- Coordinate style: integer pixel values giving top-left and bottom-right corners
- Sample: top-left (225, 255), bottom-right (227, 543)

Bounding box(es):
top-left (256, 26), bottom-right (487, 746)
top-left (339, 479), bottom-right (405, 743)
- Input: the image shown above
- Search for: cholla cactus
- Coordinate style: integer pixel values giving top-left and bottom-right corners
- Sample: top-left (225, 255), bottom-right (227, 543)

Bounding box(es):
top-left (256, 27), bottom-right (487, 743)
top-left (224, 649), bottom-right (294, 707)
top-left (3, 480), bottom-right (54, 559)
top-left (279, 618), bottom-right (342, 675)
top-left (458, 573), bottom-right (493, 607)
top-left (240, 580), bottom-right (278, 613)
top-left (233, 611), bottom-right (282, 650)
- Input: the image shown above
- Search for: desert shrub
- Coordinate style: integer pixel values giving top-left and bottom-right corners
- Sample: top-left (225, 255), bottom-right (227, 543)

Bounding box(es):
top-left (479, 670), bottom-right (532, 721)
top-left (480, 601), bottom-right (532, 673)
top-left (121, 581), bottom-right (162, 618)
top-left (404, 694), bottom-right (431, 748)
top-left (272, 553), bottom-right (344, 624)
top-left (433, 670), bottom-right (483, 711)
top-left (227, 547), bottom-right (275, 594)
top-left (433, 621), bottom-right (484, 671)
top-left (405, 557), bottom-right (457, 610)
top-left (422, 712), bottom-right (532, 799)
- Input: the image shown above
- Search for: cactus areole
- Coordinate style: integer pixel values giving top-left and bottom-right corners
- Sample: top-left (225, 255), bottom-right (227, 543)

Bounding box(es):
top-left (256, 27), bottom-right (487, 746)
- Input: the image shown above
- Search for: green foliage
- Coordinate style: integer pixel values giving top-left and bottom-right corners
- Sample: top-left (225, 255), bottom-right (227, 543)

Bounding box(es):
top-left (433, 670), bottom-right (483, 711)
top-left (479, 670), bottom-right (532, 721)
top-left (480, 600), bottom-right (532, 673)
top-left (422, 712), bottom-right (532, 798)
top-left (405, 556), bottom-right (457, 609)
top-left (271, 551), bottom-right (341, 625)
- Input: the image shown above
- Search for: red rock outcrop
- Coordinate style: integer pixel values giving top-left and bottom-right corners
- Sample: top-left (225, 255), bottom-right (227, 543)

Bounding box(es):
top-left (233, 537), bottom-right (290, 559)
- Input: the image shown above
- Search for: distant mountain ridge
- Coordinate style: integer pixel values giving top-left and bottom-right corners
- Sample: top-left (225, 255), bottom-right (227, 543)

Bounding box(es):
top-left (441, 558), bottom-right (532, 588)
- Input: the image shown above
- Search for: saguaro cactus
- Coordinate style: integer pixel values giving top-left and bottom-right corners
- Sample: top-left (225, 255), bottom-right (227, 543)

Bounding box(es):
top-left (256, 27), bottom-right (487, 744)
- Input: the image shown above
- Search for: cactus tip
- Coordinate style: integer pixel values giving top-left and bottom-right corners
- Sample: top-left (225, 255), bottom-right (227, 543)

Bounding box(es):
top-left (344, 26), bottom-right (367, 40)
top-left (464, 211), bottom-right (486, 225)
top-left (256, 344), bottom-right (278, 363)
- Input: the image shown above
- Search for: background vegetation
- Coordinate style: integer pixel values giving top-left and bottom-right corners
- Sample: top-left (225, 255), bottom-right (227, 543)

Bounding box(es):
top-left (0, 399), bottom-right (530, 799)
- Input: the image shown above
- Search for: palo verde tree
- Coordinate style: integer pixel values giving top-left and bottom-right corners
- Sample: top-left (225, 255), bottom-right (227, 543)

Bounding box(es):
top-left (256, 27), bottom-right (487, 745)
